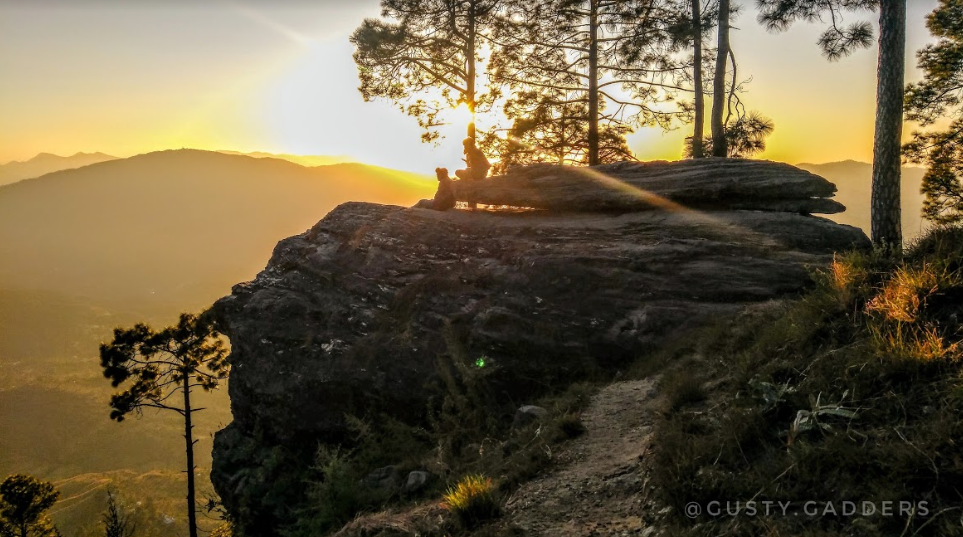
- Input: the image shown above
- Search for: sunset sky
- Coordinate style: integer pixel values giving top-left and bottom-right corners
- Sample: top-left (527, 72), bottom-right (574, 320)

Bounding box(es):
top-left (0, 0), bottom-right (943, 172)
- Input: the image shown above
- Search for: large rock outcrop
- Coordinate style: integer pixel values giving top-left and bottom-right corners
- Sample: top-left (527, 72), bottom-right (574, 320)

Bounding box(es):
top-left (211, 161), bottom-right (869, 535)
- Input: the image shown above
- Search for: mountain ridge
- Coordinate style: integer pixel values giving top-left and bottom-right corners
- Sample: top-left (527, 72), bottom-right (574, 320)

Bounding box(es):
top-left (0, 151), bottom-right (119, 186)
top-left (0, 148), bottom-right (434, 306)
top-left (796, 160), bottom-right (928, 241)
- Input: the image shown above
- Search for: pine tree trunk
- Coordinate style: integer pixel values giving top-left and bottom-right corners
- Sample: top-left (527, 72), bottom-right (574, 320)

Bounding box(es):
top-left (588, 0), bottom-right (600, 166)
top-left (710, 0), bottom-right (729, 157)
top-left (691, 0), bottom-right (705, 159)
top-left (183, 376), bottom-right (198, 537)
top-left (871, 0), bottom-right (905, 250)
top-left (467, 0), bottom-right (477, 141)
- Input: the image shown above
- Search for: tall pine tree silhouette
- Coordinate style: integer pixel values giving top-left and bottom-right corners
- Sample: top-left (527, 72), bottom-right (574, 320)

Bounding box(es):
top-left (100, 312), bottom-right (228, 537)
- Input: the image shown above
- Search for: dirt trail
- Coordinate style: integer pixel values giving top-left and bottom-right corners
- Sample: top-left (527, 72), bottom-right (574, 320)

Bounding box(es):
top-left (504, 378), bottom-right (662, 536)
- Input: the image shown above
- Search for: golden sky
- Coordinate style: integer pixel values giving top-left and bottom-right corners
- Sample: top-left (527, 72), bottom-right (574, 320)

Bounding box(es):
top-left (0, 1), bottom-right (942, 172)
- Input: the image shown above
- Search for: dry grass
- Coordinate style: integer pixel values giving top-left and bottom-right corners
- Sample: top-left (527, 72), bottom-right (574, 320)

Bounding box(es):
top-left (441, 474), bottom-right (501, 529)
top-left (333, 502), bottom-right (449, 537)
top-left (662, 367), bottom-right (707, 411)
top-left (866, 264), bottom-right (941, 323)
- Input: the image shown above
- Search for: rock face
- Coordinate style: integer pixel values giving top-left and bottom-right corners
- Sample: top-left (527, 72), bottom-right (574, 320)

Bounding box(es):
top-left (451, 159), bottom-right (845, 214)
top-left (211, 161), bottom-right (869, 535)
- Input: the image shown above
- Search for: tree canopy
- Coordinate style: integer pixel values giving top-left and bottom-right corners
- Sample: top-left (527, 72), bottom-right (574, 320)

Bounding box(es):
top-left (687, 110), bottom-right (775, 158)
top-left (756, 0), bottom-right (877, 61)
top-left (0, 475), bottom-right (59, 537)
top-left (488, 0), bottom-right (687, 167)
top-left (351, 0), bottom-right (502, 142)
top-left (904, 0), bottom-right (963, 225)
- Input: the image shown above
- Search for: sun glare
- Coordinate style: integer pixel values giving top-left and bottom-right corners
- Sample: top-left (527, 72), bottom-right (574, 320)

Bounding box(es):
top-left (450, 102), bottom-right (476, 132)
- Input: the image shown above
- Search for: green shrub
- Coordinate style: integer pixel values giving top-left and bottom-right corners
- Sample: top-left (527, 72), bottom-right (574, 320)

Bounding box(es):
top-left (284, 447), bottom-right (372, 537)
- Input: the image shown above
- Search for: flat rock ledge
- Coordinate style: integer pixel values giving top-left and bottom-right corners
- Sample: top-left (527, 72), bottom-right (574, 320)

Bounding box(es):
top-left (451, 159), bottom-right (845, 214)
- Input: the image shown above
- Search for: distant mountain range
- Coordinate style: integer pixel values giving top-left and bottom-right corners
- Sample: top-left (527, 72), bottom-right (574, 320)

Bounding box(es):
top-left (0, 149), bottom-right (434, 308)
top-left (0, 152), bottom-right (118, 186)
top-left (0, 150), bottom-right (362, 187)
top-left (217, 150), bottom-right (354, 167)
top-left (797, 160), bottom-right (929, 242)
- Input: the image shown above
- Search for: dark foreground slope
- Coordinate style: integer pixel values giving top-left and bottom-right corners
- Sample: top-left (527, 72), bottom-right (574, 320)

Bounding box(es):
top-left (210, 160), bottom-right (869, 535)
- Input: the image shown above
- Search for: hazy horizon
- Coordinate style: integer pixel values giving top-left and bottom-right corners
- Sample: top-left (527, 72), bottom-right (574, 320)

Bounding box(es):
top-left (1, 146), bottom-right (933, 170)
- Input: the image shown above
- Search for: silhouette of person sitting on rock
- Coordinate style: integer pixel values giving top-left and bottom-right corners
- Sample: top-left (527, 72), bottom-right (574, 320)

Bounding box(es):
top-left (414, 167), bottom-right (456, 211)
top-left (455, 137), bottom-right (491, 182)
top-left (455, 137), bottom-right (490, 210)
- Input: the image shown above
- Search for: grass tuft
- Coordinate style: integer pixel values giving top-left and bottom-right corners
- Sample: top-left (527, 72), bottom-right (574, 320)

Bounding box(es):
top-left (662, 368), bottom-right (707, 411)
top-left (441, 474), bottom-right (501, 529)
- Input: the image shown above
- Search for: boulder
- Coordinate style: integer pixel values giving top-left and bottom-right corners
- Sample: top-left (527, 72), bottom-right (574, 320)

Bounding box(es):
top-left (361, 466), bottom-right (403, 491)
top-left (513, 405), bottom-right (549, 430)
top-left (401, 471), bottom-right (433, 494)
top-left (450, 159), bottom-right (844, 213)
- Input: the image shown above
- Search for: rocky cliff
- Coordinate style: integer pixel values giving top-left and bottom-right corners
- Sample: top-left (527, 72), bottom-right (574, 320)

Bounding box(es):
top-left (210, 160), bottom-right (869, 535)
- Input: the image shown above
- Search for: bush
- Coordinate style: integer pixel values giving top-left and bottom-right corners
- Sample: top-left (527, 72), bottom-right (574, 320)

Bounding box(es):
top-left (284, 447), bottom-right (372, 537)
top-left (442, 474), bottom-right (500, 529)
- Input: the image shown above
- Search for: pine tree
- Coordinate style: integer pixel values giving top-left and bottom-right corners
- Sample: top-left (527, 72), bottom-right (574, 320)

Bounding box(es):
top-left (99, 313), bottom-right (228, 537)
top-left (489, 0), bottom-right (686, 167)
top-left (871, 0), bottom-right (906, 250)
top-left (904, 0), bottom-right (963, 226)
top-left (687, 110), bottom-right (775, 158)
top-left (757, 0), bottom-right (903, 250)
top-left (710, 0), bottom-right (731, 157)
top-left (0, 475), bottom-right (59, 537)
top-left (102, 491), bottom-right (134, 537)
top-left (350, 0), bottom-right (501, 143)
top-left (690, 0), bottom-right (707, 158)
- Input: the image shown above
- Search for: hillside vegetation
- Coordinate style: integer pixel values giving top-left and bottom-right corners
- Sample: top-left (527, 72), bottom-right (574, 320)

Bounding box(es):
top-left (654, 225), bottom-right (963, 536)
